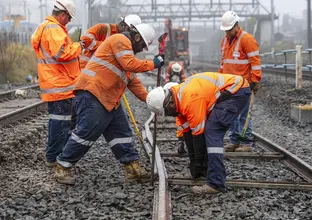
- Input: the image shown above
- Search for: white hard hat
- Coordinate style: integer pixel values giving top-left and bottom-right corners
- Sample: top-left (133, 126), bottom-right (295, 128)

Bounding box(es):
top-left (121, 14), bottom-right (142, 27)
top-left (146, 86), bottom-right (167, 115)
top-left (134, 23), bottom-right (155, 51)
top-left (163, 82), bottom-right (178, 90)
top-left (172, 62), bottom-right (182, 72)
top-left (220, 11), bottom-right (240, 31)
top-left (54, 0), bottom-right (75, 19)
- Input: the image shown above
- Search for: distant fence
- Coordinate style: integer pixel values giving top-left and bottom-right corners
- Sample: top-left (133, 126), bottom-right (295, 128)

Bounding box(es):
top-left (0, 31), bottom-right (31, 45)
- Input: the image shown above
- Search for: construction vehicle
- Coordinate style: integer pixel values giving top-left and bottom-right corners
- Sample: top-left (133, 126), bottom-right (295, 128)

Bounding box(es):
top-left (164, 18), bottom-right (190, 67)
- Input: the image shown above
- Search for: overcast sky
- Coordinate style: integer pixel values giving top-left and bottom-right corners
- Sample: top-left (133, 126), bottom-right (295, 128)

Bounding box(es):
top-left (1, 0), bottom-right (309, 24)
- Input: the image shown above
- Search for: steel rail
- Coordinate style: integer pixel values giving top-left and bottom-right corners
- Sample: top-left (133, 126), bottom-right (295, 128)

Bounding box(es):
top-left (143, 113), bottom-right (171, 220)
top-left (253, 132), bottom-right (312, 182)
top-left (0, 84), bottom-right (40, 101)
top-left (0, 101), bottom-right (46, 126)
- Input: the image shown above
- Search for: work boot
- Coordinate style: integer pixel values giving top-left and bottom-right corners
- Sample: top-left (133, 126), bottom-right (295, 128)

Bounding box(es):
top-left (192, 184), bottom-right (219, 194)
top-left (224, 143), bottom-right (240, 152)
top-left (177, 141), bottom-right (187, 154)
top-left (235, 145), bottom-right (252, 152)
top-left (45, 161), bottom-right (57, 168)
top-left (124, 160), bottom-right (149, 180)
top-left (55, 164), bottom-right (75, 185)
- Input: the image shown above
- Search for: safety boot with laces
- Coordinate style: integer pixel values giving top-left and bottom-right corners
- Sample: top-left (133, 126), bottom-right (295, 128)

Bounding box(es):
top-left (224, 143), bottom-right (239, 152)
top-left (124, 160), bottom-right (149, 181)
top-left (55, 164), bottom-right (75, 185)
top-left (235, 145), bottom-right (252, 152)
top-left (192, 184), bottom-right (219, 194)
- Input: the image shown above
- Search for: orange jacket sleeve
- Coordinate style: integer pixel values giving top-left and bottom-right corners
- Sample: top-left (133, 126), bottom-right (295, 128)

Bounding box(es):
top-left (218, 37), bottom-right (225, 73)
top-left (127, 75), bottom-right (148, 102)
top-left (81, 24), bottom-right (108, 51)
top-left (242, 35), bottom-right (262, 83)
top-left (176, 115), bottom-right (191, 133)
top-left (111, 34), bottom-right (155, 73)
top-left (46, 26), bottom-right (81, 62)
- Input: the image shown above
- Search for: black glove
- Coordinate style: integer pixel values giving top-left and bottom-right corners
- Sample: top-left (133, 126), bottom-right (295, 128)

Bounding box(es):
top-left (216, 90), bottom-right (233, 103)
top-left (250, 82), bottom-right (260, 94)
top-left (153, 54), bottom-right (165, 68)
top-left (177, 137), bottom-right (187, 154)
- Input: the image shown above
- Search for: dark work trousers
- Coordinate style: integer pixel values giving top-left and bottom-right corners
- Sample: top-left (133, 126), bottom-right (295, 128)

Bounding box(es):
top-left (204, 87), bottom-right (251, 190)
top-left (57, 91), bottom-right (139, 167)
top-left (46, 99), bottom-right (72, 163)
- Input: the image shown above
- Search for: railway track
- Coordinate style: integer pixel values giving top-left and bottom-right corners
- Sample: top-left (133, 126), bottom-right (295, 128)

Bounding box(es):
top-left (142, 113), bottom-right (312, 220)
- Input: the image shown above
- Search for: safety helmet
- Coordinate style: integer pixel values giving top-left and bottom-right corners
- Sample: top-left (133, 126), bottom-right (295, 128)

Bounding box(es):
top-left (121, 14), bottom-right (142, 27)
top-left (220, 11), bottom-right (240, 31)
top-left (54, 0), bottom-right (75, 19)
top-left (163, 82), bottom-right (179, 90)
top-left (146, 86), bottom-right (167, 115)
top-left (134, 23), bottom-right (155, 51)
top-left (172, 62), bottom-right (182, 72)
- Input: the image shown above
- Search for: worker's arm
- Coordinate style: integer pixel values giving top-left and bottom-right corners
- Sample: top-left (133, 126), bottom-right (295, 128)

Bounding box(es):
top-left (80, 24), bottom-right (108, 51)
top-left (127, 75), bottom-right (148, 102)
top-left (243, 35), bottom-right (262, 83)
top-left (218, 38), bottom-right (225, 73)
top-left (46, 26), bottom-right (81, 61)
top-left (176, 115), bottom-right (191, 133)
top-left (111, 35), bottom-right (155, 72)
top-left (165, 64), bottom-right (172, 83)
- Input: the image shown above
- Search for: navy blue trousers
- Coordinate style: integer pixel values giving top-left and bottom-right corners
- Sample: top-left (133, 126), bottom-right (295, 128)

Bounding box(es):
top-left (205, 87), bottom-right (251, 190)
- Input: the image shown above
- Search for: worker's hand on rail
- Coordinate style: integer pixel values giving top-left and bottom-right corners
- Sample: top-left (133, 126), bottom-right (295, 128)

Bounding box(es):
top-left (153, 54), bottom-right (165, 68)
top-left (250, 82), bottom-right (260, 94)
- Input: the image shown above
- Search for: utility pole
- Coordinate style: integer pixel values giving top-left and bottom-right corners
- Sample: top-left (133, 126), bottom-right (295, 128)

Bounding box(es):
top-left (270, 0), bottom-right (275, 48)
top-left (88, 0), bottom-right (92, 28)
top-left (45, 0), bottom-right (48, 18)
top-left (39, 0), bottom-right (43, 21)
top-left (308, 0), bottom-right (311, 48)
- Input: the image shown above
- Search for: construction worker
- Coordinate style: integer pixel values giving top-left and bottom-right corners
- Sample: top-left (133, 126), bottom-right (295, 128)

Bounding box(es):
top-left (163, 82), bottom-right (186, 154)
top-left (31, 0), bottom-right (84, 167)
top-left (79, 14), bottom-right (141, 69)
top-left (218, 11), bottom-right (262, 152)
top-left (146, 72), bottom-right (251, 194)
top-left (55, 23), bottom-right (165, 185)
top-left (165, 61), bottom-right (186, 84)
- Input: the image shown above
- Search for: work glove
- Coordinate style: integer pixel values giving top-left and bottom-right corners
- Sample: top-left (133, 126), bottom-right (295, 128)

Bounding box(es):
top-left (153, 54), bottom-right (165, 68)
top-left (250, 82), bottom-right (260, 94)
top-left (216, 90), bottom-right (233, 103)
top-left (177, 137), bottom-right (187, 154)
top-left (79, 40), bottom-right (86, 49)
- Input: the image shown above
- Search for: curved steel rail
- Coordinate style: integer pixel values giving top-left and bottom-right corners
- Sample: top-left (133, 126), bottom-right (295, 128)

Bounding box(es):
top-left (0, 101), bottom-right (46, 126)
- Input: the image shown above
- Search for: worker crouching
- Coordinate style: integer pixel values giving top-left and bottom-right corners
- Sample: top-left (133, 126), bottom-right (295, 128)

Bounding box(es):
top-left (146, 72), bottom-right (251, 194)
top-left (55, 23), bottom-right (165, 185)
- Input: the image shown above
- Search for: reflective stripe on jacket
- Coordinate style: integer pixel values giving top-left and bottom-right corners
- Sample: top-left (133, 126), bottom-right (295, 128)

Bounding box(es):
top-left (165, 61), bottom-right (186, 83)
top-left (31, 16), bottom-right (81, 102)
top-left (75, 33), bottom-right (155, 111)
top-left (172, 72), bottom-right (249, 135)
top-left (218, 28), bottom-right (262, 83)
top-left (80, 24), bottom-right (118, 69)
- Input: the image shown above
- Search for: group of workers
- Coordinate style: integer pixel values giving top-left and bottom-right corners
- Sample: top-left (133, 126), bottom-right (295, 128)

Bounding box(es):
top-left (31, 0), bottom-right (261, 194)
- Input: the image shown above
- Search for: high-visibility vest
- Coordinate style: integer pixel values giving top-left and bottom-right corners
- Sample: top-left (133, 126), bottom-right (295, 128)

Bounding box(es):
top-left (79, 24), bottom-right (118, 69)
top-left (218, 28), bottom-right (262, 83)
top-left (31, 16), bottom-right (81, 102)
top-left (75, 33), bottom-right (155, 111)
top-left (172, 72), bottom-right (249, 135)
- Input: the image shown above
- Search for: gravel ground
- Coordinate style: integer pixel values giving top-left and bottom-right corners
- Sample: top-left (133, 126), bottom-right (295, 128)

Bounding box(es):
top-left (0, 91), bottom-right (154, 220)
top-left (2, 72), bottom-right (312, 219)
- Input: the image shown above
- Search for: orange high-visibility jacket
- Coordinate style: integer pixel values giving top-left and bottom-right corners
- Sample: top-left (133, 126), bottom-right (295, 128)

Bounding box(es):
top-left (75, 33), bottom-right (155, 111)
top-left (218, 28), bottom-right (262, 83)
top-left (171, 72), bottom-right (249, 136)
top-left (31, 16), bottom-right (81, 102)
top-left (80, 24), bottom-right (118, 69)
top-left (165, 61), bottom-right (186, 83)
